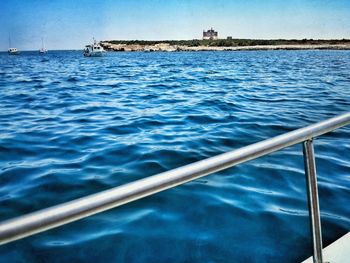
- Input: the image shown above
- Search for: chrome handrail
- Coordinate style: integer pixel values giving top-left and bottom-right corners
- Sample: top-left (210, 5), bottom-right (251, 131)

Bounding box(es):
top-left (1, 112), bottom-right (350, 263)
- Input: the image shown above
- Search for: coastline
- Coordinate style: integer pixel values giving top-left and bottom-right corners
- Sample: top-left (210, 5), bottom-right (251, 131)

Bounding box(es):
top-left (101, 42), bottom-right (350, 52)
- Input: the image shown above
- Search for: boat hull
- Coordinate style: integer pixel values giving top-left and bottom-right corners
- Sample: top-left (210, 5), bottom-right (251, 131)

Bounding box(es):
top-left (84, 52), bottom-right (103, 57)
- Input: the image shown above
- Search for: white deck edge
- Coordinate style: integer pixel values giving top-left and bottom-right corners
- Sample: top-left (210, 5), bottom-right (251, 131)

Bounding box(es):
top-left (302, 232), bottom-right (350, 263)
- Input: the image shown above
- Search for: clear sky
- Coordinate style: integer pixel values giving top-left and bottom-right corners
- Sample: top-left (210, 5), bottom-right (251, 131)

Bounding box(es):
top-left (1, 0), bottom-right (350, 51)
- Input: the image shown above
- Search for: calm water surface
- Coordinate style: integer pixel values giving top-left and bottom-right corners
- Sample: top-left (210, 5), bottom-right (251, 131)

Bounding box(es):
top-left (0, 50), bottom-right (349, 262)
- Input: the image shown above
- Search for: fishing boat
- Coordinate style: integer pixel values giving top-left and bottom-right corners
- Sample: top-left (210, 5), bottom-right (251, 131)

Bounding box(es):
top-left (8, 35), bottom-right (19, 55)
top-left (39, 38), bottom-right (47, 54)
top-left (83, 38), bottom-right (104, 57)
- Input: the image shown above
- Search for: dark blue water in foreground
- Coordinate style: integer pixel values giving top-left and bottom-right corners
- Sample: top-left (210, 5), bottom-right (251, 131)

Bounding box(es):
top-left (0, 50), bottom-right (349, 262)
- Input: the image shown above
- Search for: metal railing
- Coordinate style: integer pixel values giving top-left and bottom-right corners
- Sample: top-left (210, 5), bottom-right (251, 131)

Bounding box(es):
top-left (1, 112), bottom-right (350, 263)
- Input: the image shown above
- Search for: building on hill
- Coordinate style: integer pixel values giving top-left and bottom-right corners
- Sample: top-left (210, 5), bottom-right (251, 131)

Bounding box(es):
top-left (203, 28), bottom-right (218, 40)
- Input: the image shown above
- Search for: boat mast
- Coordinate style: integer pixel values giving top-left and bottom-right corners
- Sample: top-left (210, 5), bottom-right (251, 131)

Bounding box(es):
top-left (8, 34), bottom-right (11, 48)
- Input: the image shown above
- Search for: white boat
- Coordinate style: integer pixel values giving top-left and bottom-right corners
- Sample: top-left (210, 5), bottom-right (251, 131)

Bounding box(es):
top-left (8, 48), bottom-right (19, 55)
top-left (8, 35), bottom-right (19, 55)
top-left (39, 38), bottom-right (47, 54)
top-left (84, 38), bottom-right (104, 57)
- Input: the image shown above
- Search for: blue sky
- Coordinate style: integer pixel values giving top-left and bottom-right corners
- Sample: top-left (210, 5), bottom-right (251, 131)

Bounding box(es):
top-left (1, 0), bottom-right (350, 50)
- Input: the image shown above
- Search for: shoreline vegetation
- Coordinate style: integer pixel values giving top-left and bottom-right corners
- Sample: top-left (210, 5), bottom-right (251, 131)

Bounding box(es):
top-left (101, 39), bottom-right (350, 52)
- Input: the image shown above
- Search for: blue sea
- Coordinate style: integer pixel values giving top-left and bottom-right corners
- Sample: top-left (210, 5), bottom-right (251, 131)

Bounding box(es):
top-left (0, 50), bottom-right (349, 262)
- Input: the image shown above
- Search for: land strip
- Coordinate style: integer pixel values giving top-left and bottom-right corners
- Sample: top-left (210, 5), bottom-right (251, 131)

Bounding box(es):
top-left (101, 39), bottom-right (350, 52)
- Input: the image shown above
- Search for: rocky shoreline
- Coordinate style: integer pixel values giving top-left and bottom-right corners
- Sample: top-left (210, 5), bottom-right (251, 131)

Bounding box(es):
top-left (101, 42), bottom-right (350, 52)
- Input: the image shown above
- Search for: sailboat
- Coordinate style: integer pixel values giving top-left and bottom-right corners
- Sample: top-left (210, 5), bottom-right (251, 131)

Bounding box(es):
top-left (39, 38), bottom-right (47, 54)
top-left (8, 35), bottom-right (19, 55)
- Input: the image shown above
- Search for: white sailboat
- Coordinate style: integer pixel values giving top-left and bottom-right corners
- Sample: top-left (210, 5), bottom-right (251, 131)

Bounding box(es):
top-left (8, 35), bottom-right (19, 55)
top-left (39, 38), bottom-right (47, 54)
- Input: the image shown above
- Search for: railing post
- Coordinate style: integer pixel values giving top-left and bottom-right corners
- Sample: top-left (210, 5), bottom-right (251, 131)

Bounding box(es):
top-left (303, 139), bottom-right (323, 263)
